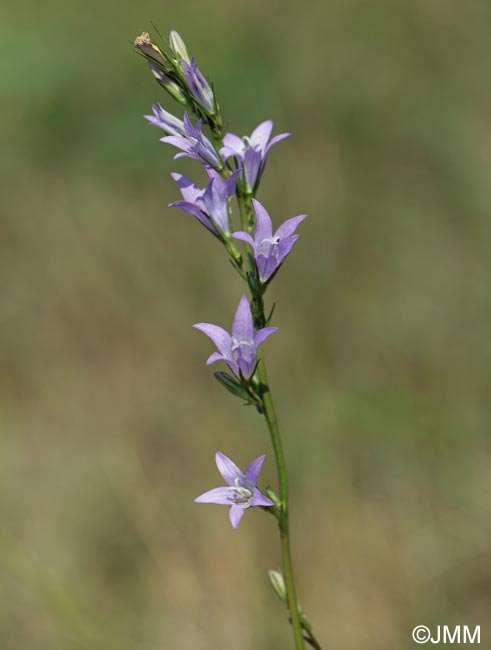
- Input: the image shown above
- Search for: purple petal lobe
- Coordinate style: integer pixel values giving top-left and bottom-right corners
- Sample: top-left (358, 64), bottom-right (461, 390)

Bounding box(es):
top-left (254, 327), bottom-right (278, 348)
top-left (232, 295), bottom-right (254, 342)
top-left (245, 455), bottom-right (265, 484)
top-left (250, 488), bottom-right (274, 507)
top-left (243, 147), bottom-right (262, 192)
top-left (193, 324), bottom-right (232, 356)
top-left (169, 202), bottom-right (216, 234)
top-left (160, 135), bottom-right (192, 151)
top-left (252, 199), bottom-right (273, 241)
top-left (277, 235), bottom-right (299, 263)
top-left (195, 487), bottom-right (233, 505)
top-left (265, 132), bottom-right (291, 155)
top-left (225, 359), bottom-right (240, 377)
top-left (206, 351), bottom-right (225, 366)
top-left (229, 504), bottom-right (245, 528)
top-left (231, 231), bottom-right (255, 247)
top-left (222, 133), bottom-right (245, 156)
top-left (275, 214), bottom-right (307, 239)
top-left (215, 451), bottom-right (243, 486)
top-left (171, 173), bottom-right (204, 203)
top-left (250, 120), bottom-right (273, 151)
top-left (256, 254), bottom-right (277, 282)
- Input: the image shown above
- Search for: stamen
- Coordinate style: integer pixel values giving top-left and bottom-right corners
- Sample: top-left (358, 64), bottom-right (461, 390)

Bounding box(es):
top-left (228, 486), bottom-right (253, 506)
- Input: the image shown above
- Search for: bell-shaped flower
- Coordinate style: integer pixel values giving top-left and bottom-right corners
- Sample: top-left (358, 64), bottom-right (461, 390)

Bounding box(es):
top-left (232, 199), bottom-right (306, 282)
top-left (220, 120), bottom-right (290, 193)
top-left (161, 113), bottom-right (222, 169)
top-left (169, 168), bottom-right (239, 235)
top-left (195, 451), bottom-right (274, 528)
top-left (181, 57), bottom-right (215, 113)
top-left (193, 294), bottom-right (277, 378)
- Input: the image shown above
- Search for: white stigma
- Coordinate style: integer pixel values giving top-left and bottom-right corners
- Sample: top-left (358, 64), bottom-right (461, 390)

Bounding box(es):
top-left (228, 478), bottom-right (253, 506)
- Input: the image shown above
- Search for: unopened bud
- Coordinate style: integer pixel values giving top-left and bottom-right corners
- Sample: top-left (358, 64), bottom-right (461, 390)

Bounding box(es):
top-left (265, 486), bottom-right (281, 509)
top-left (169, 30), bottom-right (190, 64)
top-left (134, 32), bottom-right (168, 68)
top-left (148, 62), bottom-right (187, 104)
top-left (268, 570), bottom-right (287, 603)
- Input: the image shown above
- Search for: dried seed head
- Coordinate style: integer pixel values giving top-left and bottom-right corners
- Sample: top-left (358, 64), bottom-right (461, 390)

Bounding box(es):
top-left (134, 32), bottom-right (168, 67)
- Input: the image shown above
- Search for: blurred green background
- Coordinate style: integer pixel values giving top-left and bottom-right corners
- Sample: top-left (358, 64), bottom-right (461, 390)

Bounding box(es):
top-left (1, 1), bottom-right (490, 648)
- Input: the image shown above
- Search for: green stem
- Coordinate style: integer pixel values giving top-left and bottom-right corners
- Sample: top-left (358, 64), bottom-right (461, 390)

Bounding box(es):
top-left (235, 192), bottom-right (305, 650)
top-left (256, 348), bottom-right (305, 650)
top-left (212, 128), bottom-right (314, 649)
top-left (237, 191), bottom-right (251, 232)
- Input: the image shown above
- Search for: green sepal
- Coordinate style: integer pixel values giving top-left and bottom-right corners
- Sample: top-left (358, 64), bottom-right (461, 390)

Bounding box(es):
top-left (214, 372), bottom-right (252, 402)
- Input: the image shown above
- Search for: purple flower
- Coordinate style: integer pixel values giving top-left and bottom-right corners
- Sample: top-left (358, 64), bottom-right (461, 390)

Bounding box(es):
top-left (220, 120), bottom-right (290, 193)
top-left (161, 113), bottom-right (222, 169)
top-left (144, 103), bottom-right (186, 136)
top-left (181, 57), bottom-right (215, 113)
top-left (195, 451), bottom-right (274, 528)
top-left (232, 199), bottom-right (306, 282)
top-left (169, 168), bottom-right (239, 235)
top-left (193, 294), bottom-right (278, 378)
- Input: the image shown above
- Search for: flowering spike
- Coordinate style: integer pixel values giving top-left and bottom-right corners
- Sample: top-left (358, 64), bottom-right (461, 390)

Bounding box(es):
top-left (195, 452), bottom-right (274, 528)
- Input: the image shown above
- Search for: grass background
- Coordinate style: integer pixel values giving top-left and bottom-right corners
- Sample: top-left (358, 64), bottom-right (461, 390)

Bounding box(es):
top-left (1, 1), bottom-right (490, 648)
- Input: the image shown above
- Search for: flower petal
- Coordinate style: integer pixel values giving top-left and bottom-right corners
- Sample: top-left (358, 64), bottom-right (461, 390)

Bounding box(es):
top-left (222, 133), bottom-right (245, 156)
top-left (265, 132), bottom-right (291, 155)
top-left (160, 135), bottom-right (192, 152)
top-left (250, 488), bottom-right (274, 507)
top-left (206, 351), bottom-right (225, 366)
top-left (145, 104), bottom-right (185, 136)
top-left (195, 487), bottom-right (233, 505)
top-left (229, 504), bottom-right (245, 528)
top-left (193, 324), bottom-right (232, 357)
top-left (232, 295), bottom-right (254, 342)
top-left (275, 214), bottom-right (307, 240)
top-left (277, 235), bottom-right (300, 264)
top-left (245, 455), bottom-right (265, 484)
top-left (256, 254), bottom-right (278, 283)
top-left (254, 327), bottom-right (278, 349)
top-left (243, 147), bottom-right (262, 192)
top-left (231, 231), bottom-right (255, 247)
top-left (215, 451), bottom-right (243, 486)
top-left (170, 173), bottom-right (204, 204)
top-left (225, 359), bottom-right (240, 377)
top-left (252, 199), bottom-right (273, 242)
top-left (168, 201), bottom-right (216, 234)
top-left (250, 120), bottom-right (273, 152)
top-left (203, 178), bottom-right (229, 233)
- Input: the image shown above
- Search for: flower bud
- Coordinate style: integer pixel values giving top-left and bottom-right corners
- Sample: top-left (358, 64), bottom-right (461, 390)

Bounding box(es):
top-left (265, 486), bottom-right (281, 509)
top-left (148, 62), bottom-right (187, 104)
top-left (169, 30), bottom-right (191, 64)
top-left (268, 570), bottom-right (287, 603)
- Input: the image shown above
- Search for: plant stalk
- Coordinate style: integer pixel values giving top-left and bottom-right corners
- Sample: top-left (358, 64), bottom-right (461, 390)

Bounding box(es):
top-left (256, 347), bottom-right (305, 650)
top-left (235, 192), bottom-right (305, 650)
